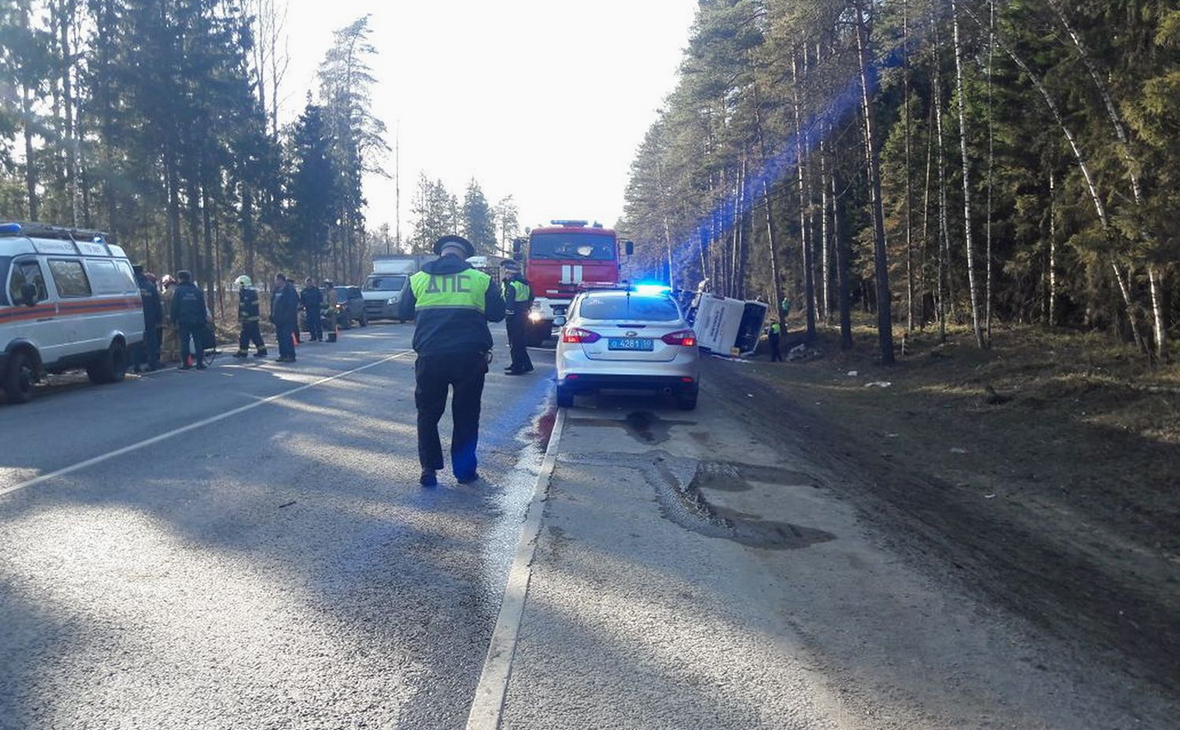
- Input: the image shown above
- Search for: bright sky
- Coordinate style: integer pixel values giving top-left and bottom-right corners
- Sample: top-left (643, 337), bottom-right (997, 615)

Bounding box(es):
top-left (282, 0), bottom-right (698, 242)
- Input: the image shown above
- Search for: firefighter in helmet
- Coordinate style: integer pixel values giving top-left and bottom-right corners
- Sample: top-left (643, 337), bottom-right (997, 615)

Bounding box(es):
top-left (233, 275), bottom-right (268, 359)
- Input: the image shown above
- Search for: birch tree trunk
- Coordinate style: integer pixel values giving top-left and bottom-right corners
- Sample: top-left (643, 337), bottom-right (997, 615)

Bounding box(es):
top-left (792, 51), bottom-right (817, 340)
top-left (1045, 0), bottom-right (1166, 361)
top-left (903, 0), bottom-right (915, 332)
top-left (854, 0), bottom-right (895, 364)
top-left (959, 3), bottom-right (1149, 356)
top-left (930, 7), bottom-right (950, 342)
top-left (950, 0), bottom-right (985, 348)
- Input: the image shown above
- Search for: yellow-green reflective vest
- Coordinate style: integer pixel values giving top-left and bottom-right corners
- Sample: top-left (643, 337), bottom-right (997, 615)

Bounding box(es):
top-left (410, 268), bottom-right (490, 313)
top-left (769, 322), bottom-right (781, 335)
top-left (507, 279), bottom-right (531, 303)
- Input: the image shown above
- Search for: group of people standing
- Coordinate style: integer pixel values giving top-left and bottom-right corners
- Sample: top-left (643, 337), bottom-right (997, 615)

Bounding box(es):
top-left (232, 274), bottom-right (343, 364)
top-left (132, 267), bottom-right (212, 371)
top-left (130, 267), bottom-right (347, 371)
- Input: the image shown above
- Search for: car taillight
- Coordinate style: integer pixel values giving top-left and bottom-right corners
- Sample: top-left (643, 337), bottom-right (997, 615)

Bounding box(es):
top-left (562, 327), bottom-right (601, 344)
top-left (661, 330), bottom-right (697, 347)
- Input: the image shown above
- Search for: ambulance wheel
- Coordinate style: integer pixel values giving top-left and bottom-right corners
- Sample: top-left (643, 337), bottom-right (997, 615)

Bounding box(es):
top-left (556, 385), bottom-right (575, 408)
top-left (87, 340), bottom-right (128, 385)
top-left (3, 351), bottom-right (37, 404)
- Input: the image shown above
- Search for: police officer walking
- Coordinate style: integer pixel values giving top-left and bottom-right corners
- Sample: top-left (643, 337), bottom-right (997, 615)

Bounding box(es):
top-left (767, 320), bottom-right (783, 362)
top-left (501, 260), bottom-right (534, 375)
top-left (301, 277), bottom-right (324, 342)
top-left (232, 275), bottom-right (268, 359)
top-left (132, 265), bottom-right (163, 373)
top-left (270, 273), bottom-right (299, 363)
top-left (170, 270), bottom-right (208, 370)
top-left (399, 235), bottom-right (505, 487)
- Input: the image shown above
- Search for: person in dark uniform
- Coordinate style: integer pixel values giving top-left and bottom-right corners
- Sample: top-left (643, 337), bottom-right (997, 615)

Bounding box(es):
top-left (270, 273), bottom-right (299, 363)
top-left (767, 320), bottom-right (783, 362)
top-left (301, 277), bottom-right (324, 342)
top-left (232, 275), bottom-right (267, 358)
top-left (399, 235), bottom-right (506, 487)
top-left (170, 270), bottom-right (208, 370)
top-left (501, 260), bottom-right (534, 375)
top-left (132, 265), bottom-right (163, 373)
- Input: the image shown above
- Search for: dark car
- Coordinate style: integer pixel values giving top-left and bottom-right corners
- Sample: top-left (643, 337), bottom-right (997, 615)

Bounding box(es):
top-left (300, 285), bottom-right (368, 332)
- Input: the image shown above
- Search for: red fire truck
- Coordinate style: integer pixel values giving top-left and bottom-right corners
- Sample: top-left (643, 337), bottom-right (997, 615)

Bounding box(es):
top-left (513, 220), bottom-right (633, 345)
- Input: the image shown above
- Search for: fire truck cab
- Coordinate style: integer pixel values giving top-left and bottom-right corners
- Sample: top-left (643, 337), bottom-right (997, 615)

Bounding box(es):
top-left (513, 220), bottom-right (633, 346)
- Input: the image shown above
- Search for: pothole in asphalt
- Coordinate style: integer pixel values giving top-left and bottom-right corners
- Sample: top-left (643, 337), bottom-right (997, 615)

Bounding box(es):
top-left (656, 459), bottom-right (836, 550)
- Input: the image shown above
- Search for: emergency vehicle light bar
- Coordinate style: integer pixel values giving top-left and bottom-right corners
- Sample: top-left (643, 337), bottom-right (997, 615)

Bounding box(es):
top-left (0, 221), bottom-right (110, 243)
top-left (549, 219), bottom-right (589, 228)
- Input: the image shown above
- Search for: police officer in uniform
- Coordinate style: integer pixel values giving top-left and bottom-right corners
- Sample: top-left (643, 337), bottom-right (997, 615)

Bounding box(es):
top-left (767, 320), bottom-right (783, 362)
top-left (132, 265), bottom-right (163, 372)
top-left (301, 277), bottom-right (324, 342)
top-left (501, 260), bottom-right (534, 375)
top-left (232, 275), bottom-right (268, 358)
top-left (170, 270), bottom-right (208, 370)
top-left (270, 273), bottom-right (300, 363)
top-left (399, 235), bottom-right (506, 487)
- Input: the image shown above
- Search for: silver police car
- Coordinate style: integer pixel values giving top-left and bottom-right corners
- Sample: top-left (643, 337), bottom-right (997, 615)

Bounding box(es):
top-left (554, 287), bottom-right (700, 410)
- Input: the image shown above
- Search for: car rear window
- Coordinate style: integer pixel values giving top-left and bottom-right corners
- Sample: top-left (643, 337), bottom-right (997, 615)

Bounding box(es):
top-left (578, 294), bottom-right (680, 322)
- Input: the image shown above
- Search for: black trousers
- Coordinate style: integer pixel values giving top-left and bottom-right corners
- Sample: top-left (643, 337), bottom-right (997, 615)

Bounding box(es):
top-left (179, 324), bottom-right (205, 366)
top-left (276, 322), bottom-right (296, 359)
top-left (239, 321), bottom-right (265, 352)
top-left (769, 334), bottom-right (782, 361)
top-left (306, 309), bottom-right (323, 341)
top-left (137, 322), bottom-right (161, 367)
top-left (506, 312), bottom-right (533, 372)
top-left (414, 351), bottom-right (488, 476)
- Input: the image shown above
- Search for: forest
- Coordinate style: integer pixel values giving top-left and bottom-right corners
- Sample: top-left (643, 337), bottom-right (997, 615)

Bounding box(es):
top-left (620, 0), bottom-right (1178, 364)
top-left (0, 0), bottom-right (520, 317)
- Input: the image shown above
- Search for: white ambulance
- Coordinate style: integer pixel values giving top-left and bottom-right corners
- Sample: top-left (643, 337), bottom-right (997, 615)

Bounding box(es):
top-left (1, 222), bottom-right (144, 404)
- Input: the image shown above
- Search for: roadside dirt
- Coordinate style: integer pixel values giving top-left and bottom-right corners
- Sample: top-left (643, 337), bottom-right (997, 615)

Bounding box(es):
top-left (705, 322), bottom-right (1180, 695)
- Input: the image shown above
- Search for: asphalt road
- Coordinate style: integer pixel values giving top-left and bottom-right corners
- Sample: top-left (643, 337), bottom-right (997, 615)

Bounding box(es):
top-left (0, 323), bottom-right (552, 730)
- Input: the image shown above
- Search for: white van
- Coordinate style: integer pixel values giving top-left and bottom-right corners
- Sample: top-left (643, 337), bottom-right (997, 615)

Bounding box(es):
top-left (1, 222), bottom-right (145, 404)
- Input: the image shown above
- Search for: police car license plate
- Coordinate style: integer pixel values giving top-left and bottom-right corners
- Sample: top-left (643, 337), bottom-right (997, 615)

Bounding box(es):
top-left (608, 338), bottom-right (653, 351)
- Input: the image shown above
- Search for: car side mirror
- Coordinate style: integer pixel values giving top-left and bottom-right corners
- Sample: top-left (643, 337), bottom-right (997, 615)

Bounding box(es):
top-left (624, 240), bottom-right (634, 256)
top-left (553, 315), bottom-right (567, 327)
top-left (21, 283), bottom-right (37, 306)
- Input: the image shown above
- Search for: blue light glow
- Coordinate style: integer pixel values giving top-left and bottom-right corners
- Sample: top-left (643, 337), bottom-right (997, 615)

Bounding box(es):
top-left (634, 283), bottom-right (672, 296)
top-left (0, 222), bottom-right (22, 235)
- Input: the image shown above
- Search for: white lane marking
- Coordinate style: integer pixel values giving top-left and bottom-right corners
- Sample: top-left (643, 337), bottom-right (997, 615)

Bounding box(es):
top-left (466, 407), bottom-right (566, 730)
top-left (0, 351), bottom-right (414, 498)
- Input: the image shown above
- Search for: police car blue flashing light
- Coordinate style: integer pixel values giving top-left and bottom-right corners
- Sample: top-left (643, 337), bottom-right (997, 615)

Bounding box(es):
top-left (0, 222), bottom-right (22, 235)
top-left (633, 283), bottom-right (672, 296)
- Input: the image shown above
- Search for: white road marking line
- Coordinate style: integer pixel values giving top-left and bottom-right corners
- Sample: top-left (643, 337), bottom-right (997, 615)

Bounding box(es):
top-left (466, 407), bottom-right (567, 730)
top-left (0, 351), bottom-right (414, 499)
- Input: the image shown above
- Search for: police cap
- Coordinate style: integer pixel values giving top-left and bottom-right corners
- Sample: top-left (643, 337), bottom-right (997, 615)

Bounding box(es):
top-left (501, 260), bottom-right (521, 273)
top-left (434, 235), bottom-right (475, 258)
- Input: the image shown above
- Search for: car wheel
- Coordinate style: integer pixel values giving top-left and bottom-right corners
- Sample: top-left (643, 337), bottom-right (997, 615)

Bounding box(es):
top-left (556, 385), bottom-right (575, 408)
top-left (3, 351), bottom-right (37, 404)
top-left (676, 392), bottom-right (698, 411)
top-left (87, 340), bottom-right (128, 385)
top-left (526, 325), bottom-right (547, 348)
